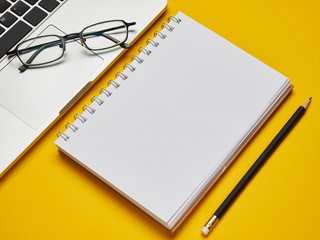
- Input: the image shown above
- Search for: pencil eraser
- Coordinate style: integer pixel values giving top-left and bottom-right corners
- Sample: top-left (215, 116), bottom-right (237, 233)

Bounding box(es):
top-left (201, 227), bottom-right (209, 236)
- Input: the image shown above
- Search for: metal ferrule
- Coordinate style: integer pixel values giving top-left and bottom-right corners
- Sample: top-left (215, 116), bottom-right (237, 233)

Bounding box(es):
top-left (204, 215), bottom-right (219, 232)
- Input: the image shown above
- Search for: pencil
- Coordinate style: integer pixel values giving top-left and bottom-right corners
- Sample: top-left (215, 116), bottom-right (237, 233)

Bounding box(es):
top-left (201, 98), bottom-right (312, 236)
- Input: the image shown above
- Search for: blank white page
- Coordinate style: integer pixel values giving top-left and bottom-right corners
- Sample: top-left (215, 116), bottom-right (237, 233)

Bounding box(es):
top-left (56, 12), bottom-right (290, 229)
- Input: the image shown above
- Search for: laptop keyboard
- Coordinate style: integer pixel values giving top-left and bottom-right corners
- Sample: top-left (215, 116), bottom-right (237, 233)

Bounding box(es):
top-left (0, 0), bottom-right (65, 59)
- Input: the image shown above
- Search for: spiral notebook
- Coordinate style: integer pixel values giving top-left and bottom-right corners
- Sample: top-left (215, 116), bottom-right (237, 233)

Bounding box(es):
top-left (55, 12), bottom-right (292, 231)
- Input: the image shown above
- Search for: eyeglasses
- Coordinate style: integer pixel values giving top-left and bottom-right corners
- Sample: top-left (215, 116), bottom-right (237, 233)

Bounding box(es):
top-left (6, 20), bottom-right (136, 72)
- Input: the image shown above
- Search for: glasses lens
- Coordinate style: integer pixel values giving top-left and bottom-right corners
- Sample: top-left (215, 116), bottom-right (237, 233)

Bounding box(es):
top-left (17, 35), bottom-right (64, 66)
top-left (82, 21), bottom-right (128, 50)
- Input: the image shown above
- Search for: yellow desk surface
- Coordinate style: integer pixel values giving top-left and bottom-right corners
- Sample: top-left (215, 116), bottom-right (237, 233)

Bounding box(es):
top-left (1, 0), bottom-right (319, 239)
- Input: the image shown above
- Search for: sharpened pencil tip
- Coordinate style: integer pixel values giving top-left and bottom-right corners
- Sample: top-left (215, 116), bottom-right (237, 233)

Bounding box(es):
top-left (309, 97), bottom-right (312, 100)
top-left (302, 98), bottom-right (312, 109)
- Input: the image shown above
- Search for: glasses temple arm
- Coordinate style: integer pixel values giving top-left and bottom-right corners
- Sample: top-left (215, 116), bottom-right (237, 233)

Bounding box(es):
top-left (127, 22), bottom-right (136, 27)
top-left (101, 33), bottom-right (131, 48)
top-left (82, 26), bottom-right (125, 39)
top-left (83, 25), bottom-right (134, 49)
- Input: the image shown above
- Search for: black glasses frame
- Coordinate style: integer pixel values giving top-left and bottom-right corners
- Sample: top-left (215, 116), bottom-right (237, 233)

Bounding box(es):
top-left (6, 20), bottom-right (136, 72)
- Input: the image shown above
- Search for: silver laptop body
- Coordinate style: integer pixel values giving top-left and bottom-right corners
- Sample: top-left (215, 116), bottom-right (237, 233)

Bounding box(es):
top-left (0, 0), bottom-right (167, 177)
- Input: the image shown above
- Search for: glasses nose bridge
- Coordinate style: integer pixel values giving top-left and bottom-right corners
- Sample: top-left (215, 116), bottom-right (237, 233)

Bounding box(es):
top-left (64, 32), bottom-right (81, 40)
top-left (62, 32), bottom-right (84, 50)
top-left (63, 32), bottom-right (83, 46)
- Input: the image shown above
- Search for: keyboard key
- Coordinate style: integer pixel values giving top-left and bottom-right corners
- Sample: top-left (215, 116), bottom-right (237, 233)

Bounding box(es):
top-left (25, 0), bottom-right (39, 4)
top-left (0, 11), bottom-right (17, 27)
top-left (11, 1), bottom-right (30, 16)
top-left (39, 0), bottom-right (59, 12)
top-left (0, 0), bottom-right (11, 13)
top-left (23, 6), bottom-right (47, 26)
top-left (0, 25), bottom-right (4, 35)
top-left (0, 20), bottom-right (32, 58)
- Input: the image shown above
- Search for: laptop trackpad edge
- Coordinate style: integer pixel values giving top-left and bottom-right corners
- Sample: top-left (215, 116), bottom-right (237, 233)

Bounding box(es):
top-left (0, 25), bottom-right (104, 129)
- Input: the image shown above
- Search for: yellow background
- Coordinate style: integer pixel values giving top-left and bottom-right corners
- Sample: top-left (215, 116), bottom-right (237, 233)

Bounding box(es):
top-left (0, 0), bottom-right (319, 239)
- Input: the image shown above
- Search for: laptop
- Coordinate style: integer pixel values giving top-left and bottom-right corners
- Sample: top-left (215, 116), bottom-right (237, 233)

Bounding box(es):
top-left (0, 0), bottom-right (167, 177)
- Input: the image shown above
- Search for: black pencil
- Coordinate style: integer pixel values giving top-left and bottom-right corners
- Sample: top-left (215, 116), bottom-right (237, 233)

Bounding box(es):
top-left (201, 98), bottom-right (312, 236)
